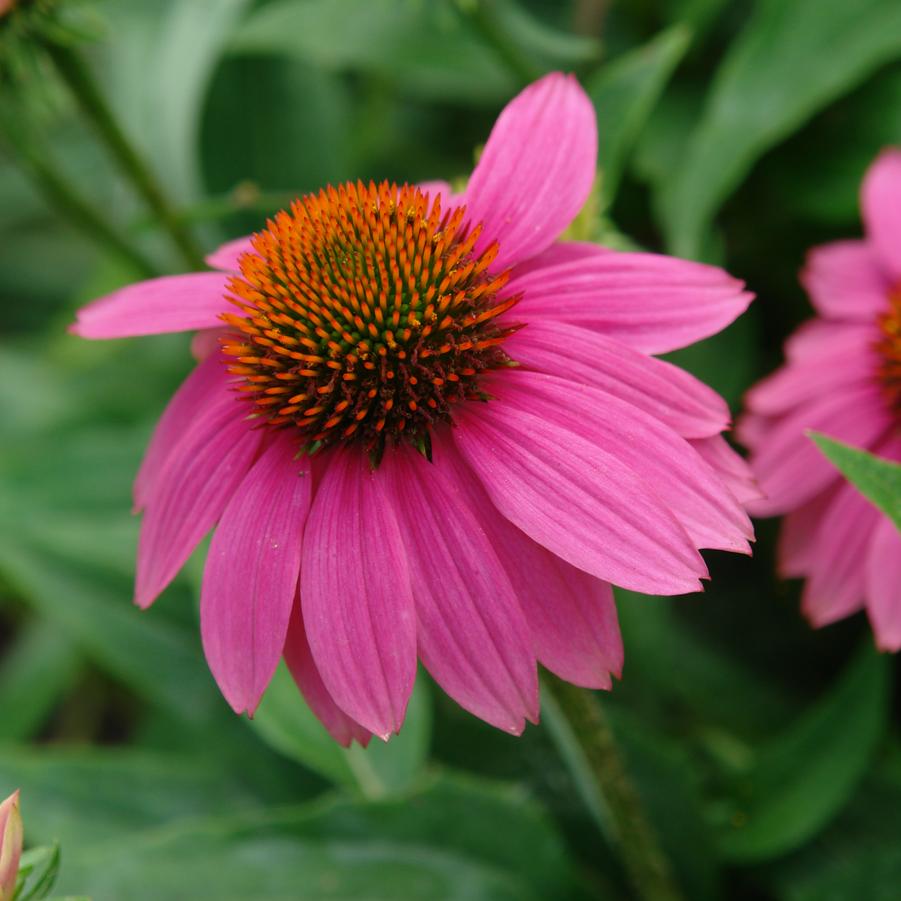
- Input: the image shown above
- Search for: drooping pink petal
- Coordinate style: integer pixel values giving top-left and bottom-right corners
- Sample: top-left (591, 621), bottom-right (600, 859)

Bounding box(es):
top-left (746, 383), bottom-right (893, 515)
top-left (801, 481), bottom-right (882, 628)
top-left (283, 598), bottom-right (371, 747)
top-left (135, 387), bottom-right (262, 609)
top-left (689, 435), bottom-right (762, 506)
top-left (495, 370), bottom-right (753, 553)
top-left (300, 448), bottom-right (417, 740)
top-left (784, 318), bottom-right (876, 364)
top-left (71, 272), bottom-right (231, 338)
top-left (440, 442), bottom-right (622, 688)
top-left (205, 234), bottom-right (255, 272)
top-left (383, 443), bottom-right (538, 733)
top-left (745, 330), bottom-right (878, 417)
top-left (200, 435), bottom-right (311, 716)
top-left (801, 240), bottom-right (892, 320)
top-left (134, 353), bottom-right (230, 511)
top-left (777, 487), bottom-right (839, 578)
top-left (865, 516), bottom-right (901, 652)
top-left (507, 241), bottom-right (752, 354)
top-left (453, 387), bottom-right (708, 596)
top-left (861, 148), bottom-right (901, 281)
top-left (463, 73), bottom-right (596, 270)
top-left (505, 319), bottom-right (730, 438)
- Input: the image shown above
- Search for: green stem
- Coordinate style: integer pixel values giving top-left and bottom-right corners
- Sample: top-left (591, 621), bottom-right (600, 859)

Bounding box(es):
top-left (45, 41), bottom-right (206, 270)
top-left (13, 143), bottom-right (157, 278)
top-left (459, 0), bottom-right (540, 86)
top-left (543, 676), bottom-right (684, 901)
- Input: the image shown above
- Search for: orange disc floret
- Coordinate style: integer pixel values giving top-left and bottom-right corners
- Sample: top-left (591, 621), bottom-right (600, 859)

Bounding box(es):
top-left (877, 288), bottom-right (901, 416)
top-left (221, 180), bottom-right (521, 463)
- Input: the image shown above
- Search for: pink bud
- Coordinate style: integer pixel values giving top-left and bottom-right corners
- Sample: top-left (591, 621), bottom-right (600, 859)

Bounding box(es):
top-left (0, 791), bottom-right (22, 901)
top-left (0, 0), bottom-right (15, 18)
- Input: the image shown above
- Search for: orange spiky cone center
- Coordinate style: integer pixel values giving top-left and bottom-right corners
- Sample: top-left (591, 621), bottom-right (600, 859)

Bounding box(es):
top-left (877, 288), bottom-right (901, 416)
top-left (221, 180), bottom-right (520, 463)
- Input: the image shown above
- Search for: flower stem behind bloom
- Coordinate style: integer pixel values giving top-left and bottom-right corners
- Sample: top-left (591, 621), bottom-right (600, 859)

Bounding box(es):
top-left (543, 677), bottom-right (684, 901)
top-left (44, 41), bottom-right (206, 271)
top-left (0, 790), bottom-right (22, 901)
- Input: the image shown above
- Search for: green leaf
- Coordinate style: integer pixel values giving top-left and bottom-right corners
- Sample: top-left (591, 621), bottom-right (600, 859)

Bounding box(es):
top-left (662, 0), bottom-right (901, 257)
top-left (585, 25), bottom-right (691, 209)
top-left (230, 0), bottom-right (516, 105)
top-left (0, 622), bottom-right (80, 742)
top-left (252, 662), bottom-right (432, 797)
top-left (717, 644), bottom-right (889, 862)
top-left (810, 433), bottom-right (901, 532)
top-left (14, 843), bottom-right (60, 901)
top-left (47, 773), bottom-right (578, 900)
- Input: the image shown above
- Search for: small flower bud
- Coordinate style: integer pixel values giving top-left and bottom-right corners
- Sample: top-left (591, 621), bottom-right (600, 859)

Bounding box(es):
top-left (0, 791), bottom-right (22, 901)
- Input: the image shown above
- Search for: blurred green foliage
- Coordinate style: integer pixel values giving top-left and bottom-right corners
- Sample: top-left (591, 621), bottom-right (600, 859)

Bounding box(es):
top-left (1, 1), bottom-right (900, 899)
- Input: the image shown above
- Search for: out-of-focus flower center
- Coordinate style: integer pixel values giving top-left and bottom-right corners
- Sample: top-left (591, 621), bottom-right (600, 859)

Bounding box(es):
top-left (221, 181), bottom-right (520, 463)
top-left (877, 287), bottom-right (901, 416)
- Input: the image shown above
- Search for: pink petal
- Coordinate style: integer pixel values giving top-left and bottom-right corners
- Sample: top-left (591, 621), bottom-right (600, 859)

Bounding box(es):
top-left (190, 327), bottom-right (229, 361)
top-left (205, 234), bottom-right (255, 272)
top-left (71, 272), bottom-right (231, 338)
top-left (200, 435), bottom-right (311, 715)
top-left (689, 435), bottom-right (762, 506)
top-left (801, 240), bottom-right (891, 320)
top-left (784, 319), bottom-right (876, 364)
top-left (866, 516), bottom-right (901, 652)
top-left (507, 241), bottom-right (752, 354)
top-left (495, 370), bottom-right (753, 554)
top-left (745, 332), bottom-right (878, 417)
top-left (777, 487), bottom-right (839, 578)
top-left (801, 481), bottom-right (882, 628)
top-left (453, 385), bottom-right (708, 596)
top-left (861, 148), bottom-right (901, 281)
top-left (134, 353), bottom-right (230, 511)
top-left (135, 387), bottom-right (262, 608)
top-left (300, 448), bottom-right (417, 740)
top-left (417, 180), bottom-right (463, 209)
top-left (747, 384), bottom-right (893, 516)
top-left (463, 73), bottom-right (597, 270)
top-left (283, 599), bottom-right (371, 747)
top-left (506, 319), bottom-right (730, 438)
top-left (383, 442), bottom-right (538, 733)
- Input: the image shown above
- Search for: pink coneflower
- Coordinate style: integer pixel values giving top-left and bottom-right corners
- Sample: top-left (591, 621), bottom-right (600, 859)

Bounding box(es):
top-left (73, 73), bottom-right (753, 743)
top-left (741, 149), bottom-right (901, 651)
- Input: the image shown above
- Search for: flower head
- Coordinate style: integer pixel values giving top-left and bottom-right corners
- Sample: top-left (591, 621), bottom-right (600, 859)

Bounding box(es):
top-left (0, 790), bottom-right (22, 901)
top-left (741, 149), bottom-right (901, 650)
top-left (73, 73), bottom-right (754, 742)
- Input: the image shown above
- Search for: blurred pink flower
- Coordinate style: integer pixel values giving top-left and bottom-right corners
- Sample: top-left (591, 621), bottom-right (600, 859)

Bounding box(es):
top-left (741, 149), bottom-right (901, 650)
top-left (73, 73), bottom-right (753, 742)
top-left (0, 790), bottom-right (22, 901)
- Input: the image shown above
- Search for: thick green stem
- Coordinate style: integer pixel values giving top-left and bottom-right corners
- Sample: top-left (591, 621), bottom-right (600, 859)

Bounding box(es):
top-left (543, 677), bottom-right (684, 901)
top-left (14, 144), bottom-right (157, 278)
top-left (45, 41), bottom-right (206, 270)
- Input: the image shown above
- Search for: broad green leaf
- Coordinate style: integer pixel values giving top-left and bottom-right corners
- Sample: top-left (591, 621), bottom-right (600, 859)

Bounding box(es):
top-left (0, 622), bottom-right (80, 742)
top-left (586, 25), bottom-right (691, 209)
top-left (810, 433), bottom-right (901, 532)
top-left (101, 0), bottom-right (254, 201)
top-left (251, 663), bottom-right (432, 797)
top-left (230, 0), bottom-right (516, 104)
top-left (662, 0), bottom-right (901, 257)
top-left (45, 773), bottom-right (578, 900)
top-left (0, 748), bottom-right (267, 849)
top-left (717, 644), bottom-right (889, 861)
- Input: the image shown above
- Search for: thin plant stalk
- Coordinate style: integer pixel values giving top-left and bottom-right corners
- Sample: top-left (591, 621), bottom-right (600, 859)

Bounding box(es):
top-left (543, 676), bottom-right (684, 901)
top-left (44, 41), bottom-right (205, 270)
